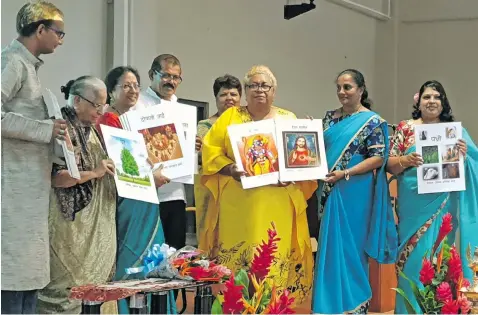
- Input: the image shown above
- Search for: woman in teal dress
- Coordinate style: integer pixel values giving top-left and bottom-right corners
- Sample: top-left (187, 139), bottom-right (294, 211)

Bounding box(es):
top-left (97, 66), bottom-right (176, 314)
top-left (388, 80), bottom-right (478, 314)
top-left (312, 69), bottom-right (398, 314)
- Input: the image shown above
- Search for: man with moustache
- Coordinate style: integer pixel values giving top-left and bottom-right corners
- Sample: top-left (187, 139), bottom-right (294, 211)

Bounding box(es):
top-left (1, 1), bottom-right (67, 313)
top-left (135, 54), bottom-right (201, 257)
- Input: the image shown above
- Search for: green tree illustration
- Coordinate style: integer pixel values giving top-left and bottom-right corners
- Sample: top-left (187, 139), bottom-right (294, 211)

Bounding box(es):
top-left (121, 147), bottom-right (140, 177)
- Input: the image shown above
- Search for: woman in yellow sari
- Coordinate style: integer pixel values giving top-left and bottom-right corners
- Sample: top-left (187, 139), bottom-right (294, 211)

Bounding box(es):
top-left (201, 65), bottom-right (317, 304)
top-left (195, 74), bottom-right (242, 248)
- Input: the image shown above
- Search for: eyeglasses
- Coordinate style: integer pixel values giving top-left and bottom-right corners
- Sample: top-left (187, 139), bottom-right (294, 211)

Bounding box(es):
top-left (246, 83), bottom-right (273, 92)
top-left (154, 70), bottom-right (182, 83)
top-left (46, 26), bottom-right (65, 39)
top-left (78, 95), bottom-right (106, 111)
top-left (117, 83), bottom-right (140, 91)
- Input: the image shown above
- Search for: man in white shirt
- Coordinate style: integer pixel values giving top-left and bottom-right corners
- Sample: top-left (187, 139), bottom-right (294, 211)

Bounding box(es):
top-left (1, 2), bottom-right (67, 313)
top-left (134, 54), bottom-right (190, 252)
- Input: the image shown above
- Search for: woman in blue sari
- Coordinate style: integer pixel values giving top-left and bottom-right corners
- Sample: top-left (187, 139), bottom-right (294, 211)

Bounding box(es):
top-left (97, 66), bottom-right (176, 314)
top-left (388, 80), bottom-right (478, 314)
top-left (312, 69), bottom-right (398, 314)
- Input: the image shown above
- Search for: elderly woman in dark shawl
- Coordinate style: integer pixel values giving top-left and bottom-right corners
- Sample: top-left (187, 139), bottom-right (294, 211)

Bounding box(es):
top-left (37, 76), bottom-right (117, 314)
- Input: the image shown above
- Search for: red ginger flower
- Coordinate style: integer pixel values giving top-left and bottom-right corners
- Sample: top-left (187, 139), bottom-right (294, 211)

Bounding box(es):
top-left (222, 275), bottom-right (245, 314)
top-left (433, 213), bottom-right (453, 255)
top-left (250, 222), bottom-right (281, 281)
top-left (446, 246), bottom-right (463, 283)
top-left (186, 266), bottom-right (213, 281)
top-left (441, 300), bottom-right (460, 314)
top-left (458, 294), bottom-right (472, 314)
top-left (419, 258), bottom-right (435, 285)
top-left (436, 282), bottom-right (453, 302)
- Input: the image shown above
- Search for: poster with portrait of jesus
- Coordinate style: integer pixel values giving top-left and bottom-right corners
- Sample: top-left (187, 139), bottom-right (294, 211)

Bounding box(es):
top-left (275, 119), bottom-right (328, 182)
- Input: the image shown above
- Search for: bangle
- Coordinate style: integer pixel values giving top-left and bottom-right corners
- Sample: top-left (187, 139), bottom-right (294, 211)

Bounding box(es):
top-left (344, 169), bottom-right (350, 181)
top-left (398, 156), bottom-right (405, 168)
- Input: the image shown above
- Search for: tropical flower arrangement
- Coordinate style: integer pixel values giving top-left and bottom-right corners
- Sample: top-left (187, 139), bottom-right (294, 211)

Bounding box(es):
top-left (128, 244), bottom-right (231, 282)
top-left (395, 213), bottom-right (473, 314)
top-left (212, 222), bottom-right (296, 314)
top-left (168, 247), bottom-right (232, 282)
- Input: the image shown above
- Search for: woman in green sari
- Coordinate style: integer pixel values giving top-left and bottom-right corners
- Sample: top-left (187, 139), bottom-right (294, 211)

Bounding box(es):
top-left (388, 80), bottom-right (478, 314)
top-left (97, 66), bottom-right (176, 314)
top-left (38, 76), bottom-right (117, 314)
top-left (195, 74), bottom-right (242, 251)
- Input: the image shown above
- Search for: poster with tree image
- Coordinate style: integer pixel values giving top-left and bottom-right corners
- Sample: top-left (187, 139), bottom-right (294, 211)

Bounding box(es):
top-left (415, 122), bottom-right (466, 194)
top-left (100, 124), bottom-right (159, 204)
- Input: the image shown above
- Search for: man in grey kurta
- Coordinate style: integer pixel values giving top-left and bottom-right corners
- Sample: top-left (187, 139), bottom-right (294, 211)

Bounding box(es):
top-left (1, 1), bottom-right (66, 313)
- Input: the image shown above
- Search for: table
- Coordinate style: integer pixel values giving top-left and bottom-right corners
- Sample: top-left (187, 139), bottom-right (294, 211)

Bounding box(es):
top-left (70, 278), bottom-right (215, 314)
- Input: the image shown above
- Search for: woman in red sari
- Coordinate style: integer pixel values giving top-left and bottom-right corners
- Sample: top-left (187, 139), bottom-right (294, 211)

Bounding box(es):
top-left (96, 66), bottom-right (175, 314)
top-left (96, 66), bottom-right (139, 134)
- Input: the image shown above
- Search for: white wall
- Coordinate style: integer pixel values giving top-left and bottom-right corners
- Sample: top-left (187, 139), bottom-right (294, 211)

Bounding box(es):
top-left (396, 0), bottom-right (478, 139)
top-left (128, 0), bottom-right (379, 118)
top-left (3, 1), bottom-right (477, 140)
top-left (1, 0), bottom-right (108, 104)
top-left (372, 0), bottom-right (398, 124)
top-left (2, 0), bottom-right (381, 119)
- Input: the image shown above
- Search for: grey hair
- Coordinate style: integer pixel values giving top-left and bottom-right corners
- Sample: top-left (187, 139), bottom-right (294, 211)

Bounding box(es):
top-left (60, 76), bottom-right (106, 106)
top-left (243, 65), bottom-right (277, 89)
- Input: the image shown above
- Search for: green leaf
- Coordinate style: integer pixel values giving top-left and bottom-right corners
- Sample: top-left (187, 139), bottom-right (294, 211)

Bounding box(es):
top-left (257, 282), bottom-right (272, 313)
top-left (257, 296), bottom-right (271, 313)
top-left (434, 268), bottom-right (446, 282)
top-left (442, 242), bottom-right (452, 261)
top-left (431, 278), bottom-right (442, 286)
top-left (399, 271), bottom-right (428, 313)
top-left (392, 288), bottom-right (418, 314)
top-left (211, 298), bottom-right (222, 314)
top-left (234, 269), bottom-right (250, 299)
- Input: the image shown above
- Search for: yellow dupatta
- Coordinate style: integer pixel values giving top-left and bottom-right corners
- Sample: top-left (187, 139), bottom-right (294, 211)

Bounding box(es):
top-left (200, 106), bottom-right (317, 304)
top-left (195, 117), bottom-right (216, 247)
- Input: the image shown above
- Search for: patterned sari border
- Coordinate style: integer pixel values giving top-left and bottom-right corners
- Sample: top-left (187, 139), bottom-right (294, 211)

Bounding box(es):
top-left (395, 193), bottom-right (450, 275)
top-left (344, 297), bottom-right (371, 314)
top-left (330, 115), bottom-right (380, 171)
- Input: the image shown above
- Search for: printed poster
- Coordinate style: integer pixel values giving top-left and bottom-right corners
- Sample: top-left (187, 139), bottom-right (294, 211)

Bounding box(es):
top-left (275, 119), bottom-right (328, 182)
top-left (228, 119), bottom-right (279, 189)
top-left (164, 100), bottom-right (198, 185)
top-left (100, 124), bottom-right (159, 204)
top-left (43, 88), bottom-right (80, 179)
top-left (415, 122), bottom-right (465, 194)
top-left (119, 105), bottom-right (192, 180)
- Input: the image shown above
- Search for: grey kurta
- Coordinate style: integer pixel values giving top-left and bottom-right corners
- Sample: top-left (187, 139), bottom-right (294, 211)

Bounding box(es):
top-left (1, 39), bottom-right (54, 290)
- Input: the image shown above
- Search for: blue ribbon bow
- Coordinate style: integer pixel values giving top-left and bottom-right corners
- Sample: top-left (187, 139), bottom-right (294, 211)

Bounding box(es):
top-left (125, 244), bottom-right (165, 275)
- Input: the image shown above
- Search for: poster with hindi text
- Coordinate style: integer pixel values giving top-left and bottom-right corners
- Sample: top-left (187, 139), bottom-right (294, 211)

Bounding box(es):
top-left (275, 119), bottom-right (328, 182)
top-left (164, 100), bottom-right (198, 185)
top-left (228, 119), bottom-right (279, 189)
top-left (415, 122), bottom-right (465, 194)
top-left (119, 105), bottom-right (192, 180)
top-left (100, 124), bottom-right (159, 204)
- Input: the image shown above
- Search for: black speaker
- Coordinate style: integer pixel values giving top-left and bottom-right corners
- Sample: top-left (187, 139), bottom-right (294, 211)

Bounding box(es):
top-left (284, 1), bottom-right (316, 20)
